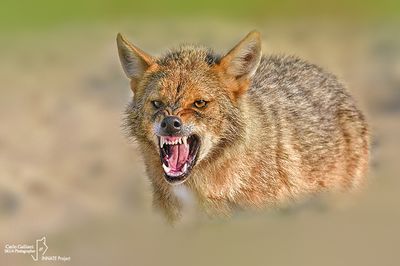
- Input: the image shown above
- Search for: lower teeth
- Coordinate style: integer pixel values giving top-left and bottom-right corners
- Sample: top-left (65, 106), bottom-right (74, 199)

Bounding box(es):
top-left (162, 163), bottom-right (171, 173)
top-left (162, 162), bottom-right (188, 175)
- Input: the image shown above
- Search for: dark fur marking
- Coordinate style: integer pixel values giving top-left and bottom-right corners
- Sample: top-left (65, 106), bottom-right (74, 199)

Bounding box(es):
top-left (205, 51), bottom-right (221, 66)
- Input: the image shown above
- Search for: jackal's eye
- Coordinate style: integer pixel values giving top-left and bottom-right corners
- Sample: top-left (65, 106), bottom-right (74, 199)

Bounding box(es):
top-left (151, 100), bottom-right (163, 109)
top-left (193, 100), bottom-right (207, 109)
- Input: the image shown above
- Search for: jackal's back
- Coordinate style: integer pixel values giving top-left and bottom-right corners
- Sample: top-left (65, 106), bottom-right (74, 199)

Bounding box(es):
top-left (249, 55), bottom-right (369, 191)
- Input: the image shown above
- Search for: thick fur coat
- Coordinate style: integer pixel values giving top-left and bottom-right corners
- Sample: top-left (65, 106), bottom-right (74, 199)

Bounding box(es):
top-left (117, 31), bottom-right (369, 222)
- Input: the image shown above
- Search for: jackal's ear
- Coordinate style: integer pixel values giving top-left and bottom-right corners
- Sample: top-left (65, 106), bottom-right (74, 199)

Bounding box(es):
top-left (116, 33), bottom-right (155, 92)
top-left (219, 31), bottom-right (262, 80)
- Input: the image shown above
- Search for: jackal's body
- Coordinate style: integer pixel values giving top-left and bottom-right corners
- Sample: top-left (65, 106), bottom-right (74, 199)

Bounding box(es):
top-left (117, 32), bottom-right (369, 222)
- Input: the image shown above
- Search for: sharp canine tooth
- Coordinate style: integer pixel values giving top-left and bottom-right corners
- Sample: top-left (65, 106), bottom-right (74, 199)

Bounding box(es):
top-left (162, 163), bottom-right (171, 173)
top-left (160, 137), bottom-right (164, 148)
top-left (183, 137), bottom-right (188, 146)
top-left (183, 163), bottom-right (188, 172)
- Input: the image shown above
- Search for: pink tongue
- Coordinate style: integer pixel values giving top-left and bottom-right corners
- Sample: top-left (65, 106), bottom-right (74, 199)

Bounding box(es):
top-left (168, 144), bottom-right (189, 170)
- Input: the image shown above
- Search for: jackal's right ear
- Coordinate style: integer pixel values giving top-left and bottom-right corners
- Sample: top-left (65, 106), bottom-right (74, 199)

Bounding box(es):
top-left (116, 33), bottom-right (155, 92)
top-left (219, 31), bottom-right (262, 80)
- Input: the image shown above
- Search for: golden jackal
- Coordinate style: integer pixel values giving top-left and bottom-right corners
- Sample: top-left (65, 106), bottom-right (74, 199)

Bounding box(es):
top-left (117, 31), bottom-right (369, 222)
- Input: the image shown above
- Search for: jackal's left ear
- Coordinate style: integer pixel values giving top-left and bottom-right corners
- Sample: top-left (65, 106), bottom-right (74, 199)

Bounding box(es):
top-left (116, 33), bottom-right (155, 93)
top-left (219, 31), bottom-right (262, 80)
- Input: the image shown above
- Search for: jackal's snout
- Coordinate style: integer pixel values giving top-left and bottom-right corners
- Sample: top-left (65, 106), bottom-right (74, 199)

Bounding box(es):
top-left (160, 116), bottom-right (182, 136)
top-left (155, 115), bottom-right (201, 184)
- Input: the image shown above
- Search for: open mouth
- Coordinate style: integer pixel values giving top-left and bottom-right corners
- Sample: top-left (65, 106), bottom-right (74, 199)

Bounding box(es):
top-left (158, 135), bottom-right (200, 184)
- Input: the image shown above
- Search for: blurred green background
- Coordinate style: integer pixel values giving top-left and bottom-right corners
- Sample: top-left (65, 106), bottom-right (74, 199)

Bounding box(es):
top-left (1, 1), bottom-right (399, 266)
top-left (1, 0), bottom-right (400, 31)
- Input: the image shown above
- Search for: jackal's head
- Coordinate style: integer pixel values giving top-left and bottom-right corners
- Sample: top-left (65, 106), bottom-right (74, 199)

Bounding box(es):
top-left (117, 31), bottom-right (261, 184)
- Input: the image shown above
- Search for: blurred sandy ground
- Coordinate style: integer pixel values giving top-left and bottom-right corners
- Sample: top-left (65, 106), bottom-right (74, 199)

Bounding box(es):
top-left (0, 9), bottom-right (400, 266)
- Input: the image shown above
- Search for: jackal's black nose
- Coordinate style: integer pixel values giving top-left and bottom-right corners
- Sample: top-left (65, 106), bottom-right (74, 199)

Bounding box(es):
top-left (160, 116), bottom-right (182, 135)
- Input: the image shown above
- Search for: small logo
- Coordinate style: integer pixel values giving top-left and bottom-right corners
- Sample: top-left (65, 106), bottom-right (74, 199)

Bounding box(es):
top-left (31, 237), bottom-right (48, 261)
top-left (4, 236), bottom-right (71, 262)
